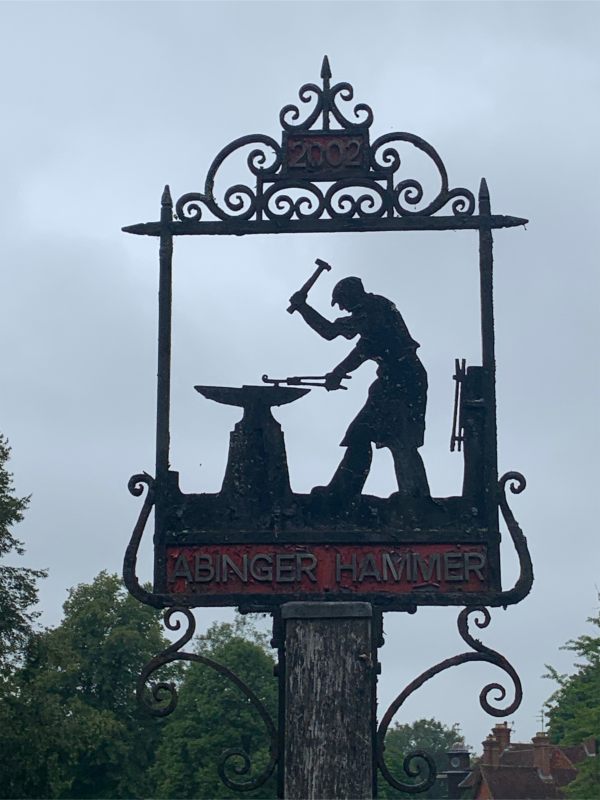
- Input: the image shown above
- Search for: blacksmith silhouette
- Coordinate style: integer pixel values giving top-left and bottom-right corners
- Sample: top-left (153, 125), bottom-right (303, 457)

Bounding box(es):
top-left (289, 276), bottom-right (430, 498)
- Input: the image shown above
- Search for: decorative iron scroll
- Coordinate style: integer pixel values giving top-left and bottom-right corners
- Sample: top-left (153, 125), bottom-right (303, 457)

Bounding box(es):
top-left (279, 56), bottom-right (374, 132)
top-left (123, 473), bottom-right (156, 607)
top-left (376, 606), bottom-right (523, 793)
top-left (137, 607), bottom-right (278, 792)
top-left (173, 56), bottom-right (475, 226)
top-left (496, 471), bottom-right (533, 607)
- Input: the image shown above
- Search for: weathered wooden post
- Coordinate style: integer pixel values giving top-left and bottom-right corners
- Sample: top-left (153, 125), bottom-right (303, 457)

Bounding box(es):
top-left (282, 603), bottom-right (376, 799)
top-left (123, 57), bottom-right (533, 799)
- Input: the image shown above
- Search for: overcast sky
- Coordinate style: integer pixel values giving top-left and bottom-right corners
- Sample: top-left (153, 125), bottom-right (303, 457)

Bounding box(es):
top-left (1, 0), bottom-right (599, 760)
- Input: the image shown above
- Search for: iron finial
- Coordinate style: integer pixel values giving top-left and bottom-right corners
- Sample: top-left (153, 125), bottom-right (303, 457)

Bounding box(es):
top-left (478, 178), bottom-right (491, 214)
top-left (161, 184), bottom-right (172, 207)
top-left (321, 56), bottom-right (332, 130)
top-left (122, 223), bottom-right (150, 235)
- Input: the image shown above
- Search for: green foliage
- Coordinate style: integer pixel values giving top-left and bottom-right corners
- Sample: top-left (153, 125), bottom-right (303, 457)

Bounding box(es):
top-left (0, 434), bottom-right (46, 671)
top-left (378, 718), bottom-right (464, 799)
top-left (151, 615), bottom-right (278, 800)
top-left (561, 757), bottom-right (600, 800)
top-left (0, 572), bottom-right (173, 799)
top-left (544, 603), bottom-right (600, 799)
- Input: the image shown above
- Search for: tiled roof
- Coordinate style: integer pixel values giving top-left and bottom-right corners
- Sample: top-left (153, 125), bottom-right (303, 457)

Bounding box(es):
top-left (480, 765), bottom-right (565, 800)
top-left (560, 744), bottom-right (587, 765)
top-left (500, 747), bottom-right (535, 767)
top-left (551, 767), bottom-right (579, 789)
top-left (459, 770), bottom-right (477, 788)
top-left (458, 731), bottom-right (596, 798)
top-left (459, 742), bottom-right (587, 798)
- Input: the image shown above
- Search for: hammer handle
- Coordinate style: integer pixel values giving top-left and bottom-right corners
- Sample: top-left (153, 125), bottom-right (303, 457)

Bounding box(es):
top-left (287, 259), bottom-right (332, 313)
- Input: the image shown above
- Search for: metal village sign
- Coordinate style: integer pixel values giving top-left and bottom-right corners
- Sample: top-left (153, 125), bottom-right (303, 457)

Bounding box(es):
top-left (122, 58), bottom-right (533, 795)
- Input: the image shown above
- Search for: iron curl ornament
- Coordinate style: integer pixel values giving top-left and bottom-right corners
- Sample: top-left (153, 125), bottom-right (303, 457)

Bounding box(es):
top-left (137, 606), bottom-right (279, 792)
top-left (377, 605), bottom-right (523, 794)
top-left (496, 470), bottom-right (533, 607)
top-left (146, 56), bottom-right (493, 231)
top-left (279, 57), bottom-right (374, 132)
top-left (122, 472), bottom-right (156, 608)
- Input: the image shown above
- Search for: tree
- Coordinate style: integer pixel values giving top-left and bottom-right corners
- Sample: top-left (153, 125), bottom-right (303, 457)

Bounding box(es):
top-left (0, 433), bottom-right (46, 671)
top-left (150, 616), bottom-right (278, 800)
top-left (378, 718), bottom-right (465, 799)
top-left (544, 603), bottom-right (600, 799)
top-left (0, 572), bottom-right (174, 799)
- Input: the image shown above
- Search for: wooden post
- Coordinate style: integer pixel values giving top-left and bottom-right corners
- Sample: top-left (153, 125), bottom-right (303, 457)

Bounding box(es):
top-left (281, 602), bottom-right (375, 799)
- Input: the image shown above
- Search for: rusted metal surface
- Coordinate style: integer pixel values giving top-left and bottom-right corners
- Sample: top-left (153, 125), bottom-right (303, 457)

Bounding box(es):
top-left (123, 473), bottom-right (156, 607)
top-left (166, 543), bottom-right (489, 595)
top-left (123, 214), bottom-right (527, 236)
top-left (123, 471), bottom-right (532, 610)
top-left (376, 606), bottom-right (523, 793)
top-left (120, 62), bottom-right (532, 605)
top-left (123, 58), bottom-right (527, 237)
top-left (137, 607), bottom-right (278, 792)
top-left (121, 57), bottom-right (533, 797)
top-left (156, 186), bottom-right (173, 483)
top-left (262, 373), bottom-right (350, 389)
top-left (450, 358), bottom-right (466, 452)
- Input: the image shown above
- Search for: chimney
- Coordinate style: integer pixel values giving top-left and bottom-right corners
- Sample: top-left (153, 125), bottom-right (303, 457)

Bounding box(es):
top-left (532, 732), bottom-right (552, 778)
top-left (492, 722), bottom-right (511, 753)
top-left (481, 735), bottom-right (500, 767)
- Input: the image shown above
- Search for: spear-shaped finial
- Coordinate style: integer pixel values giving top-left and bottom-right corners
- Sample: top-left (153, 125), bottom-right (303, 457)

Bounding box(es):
top-left (321, 56), bottom-right (332, 130)
top-left (161, 184), bottom-right (172, 207)
top-left (478, 177), bottom-right (490, 214)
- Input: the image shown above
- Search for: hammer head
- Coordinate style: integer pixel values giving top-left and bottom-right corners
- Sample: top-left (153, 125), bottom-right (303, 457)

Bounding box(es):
top-left (315, 258), bottom-right (332, 272)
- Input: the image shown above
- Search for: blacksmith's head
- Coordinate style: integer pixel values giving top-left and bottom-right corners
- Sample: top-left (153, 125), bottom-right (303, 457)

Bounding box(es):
top-left (331, 277), bottom-right (365, 311)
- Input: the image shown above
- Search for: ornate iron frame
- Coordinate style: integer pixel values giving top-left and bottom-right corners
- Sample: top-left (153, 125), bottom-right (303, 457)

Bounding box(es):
top-left (123, 58), bottom-right (532, 796)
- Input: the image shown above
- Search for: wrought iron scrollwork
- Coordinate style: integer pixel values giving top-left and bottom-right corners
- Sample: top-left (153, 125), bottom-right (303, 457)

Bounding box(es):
top-left (280, 56), bottom-right (374, 132)
top-left (371, 133), bottom-right (475, 216)
top-left (123, 472), bottom-right (158, 607)
top-left (175, 134), bottom-right (283, 222)
top-left (170, 57), bottom-right (476, 226)
top-left (497, 471), bottom-right (533, 606)
top-left (137, 607), bottom-right (279, 792)
top-left (377, 606), bottom-right (523, 793)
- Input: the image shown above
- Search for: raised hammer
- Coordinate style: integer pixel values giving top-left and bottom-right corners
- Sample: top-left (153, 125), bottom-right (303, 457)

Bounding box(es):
top-left (287, 258), bottom-right (332, 313)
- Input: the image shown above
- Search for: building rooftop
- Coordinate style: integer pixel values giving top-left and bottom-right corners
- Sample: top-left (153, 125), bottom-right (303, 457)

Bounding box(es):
top-left (458, 725), bottom-right (596, 799)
